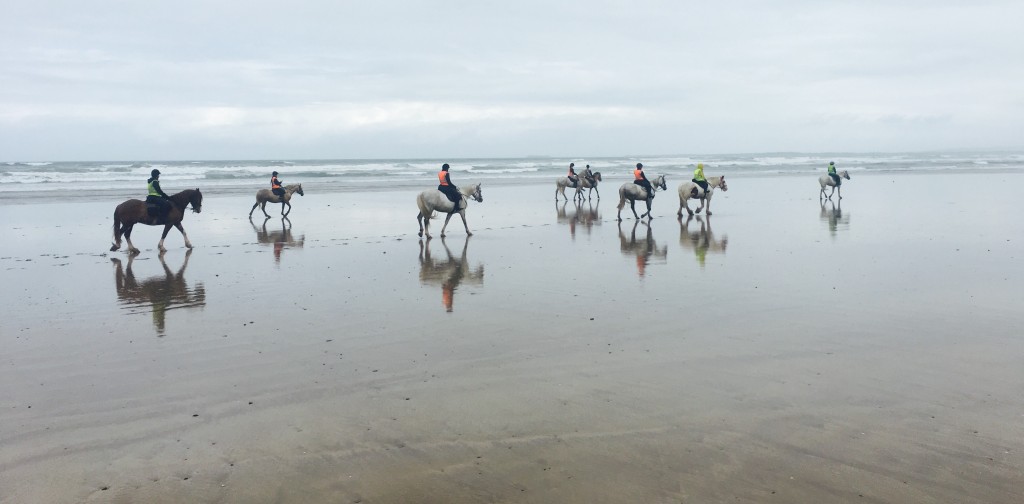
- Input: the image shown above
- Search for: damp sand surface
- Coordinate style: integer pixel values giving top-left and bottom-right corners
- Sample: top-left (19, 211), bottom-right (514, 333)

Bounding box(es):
top-left (1, 172), bottom-right (1023, 503)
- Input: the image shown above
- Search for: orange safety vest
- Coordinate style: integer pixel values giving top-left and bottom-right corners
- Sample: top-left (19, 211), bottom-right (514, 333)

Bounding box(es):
top-left (271, 176), bottom-right (282, 189)
top-left (634, 169), bottom-right (644, 180)
top-left (438, 171), bottom-right (449, 186)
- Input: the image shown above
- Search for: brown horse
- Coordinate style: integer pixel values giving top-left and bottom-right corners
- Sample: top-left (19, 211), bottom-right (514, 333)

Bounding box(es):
top-left (110, 189), bottom-right (203, 254)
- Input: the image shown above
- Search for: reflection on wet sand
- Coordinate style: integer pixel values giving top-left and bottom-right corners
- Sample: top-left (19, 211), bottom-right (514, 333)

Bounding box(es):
top-left (678, 215), bottom-right (728, 269)
top-left (618, 220), bottom-right (667, 278)
top-left (418, 237), bottom-right (484, 312)
top-left (820, 200), bottom-right (850, 237)
top-left (110, 250), bottom-right (206, 336)
top-left (556, 200), bottom-right (602, 240)
top-left (251, 216), bottom-right (305, 264)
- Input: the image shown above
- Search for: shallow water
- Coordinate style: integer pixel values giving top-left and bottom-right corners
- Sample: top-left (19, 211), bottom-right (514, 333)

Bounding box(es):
top-left (1, 172), bottom-right (1022, 503)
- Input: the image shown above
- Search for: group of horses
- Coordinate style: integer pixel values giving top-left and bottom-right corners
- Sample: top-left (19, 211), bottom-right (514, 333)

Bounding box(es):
top-left (109, 168), bottom-right (850, 254)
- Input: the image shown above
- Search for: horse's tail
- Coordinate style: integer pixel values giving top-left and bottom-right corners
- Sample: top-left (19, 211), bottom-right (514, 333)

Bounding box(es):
top-left (617, 186), bottom-right (627, 210)
top-left (110, 208), bottom-right (123, 251)
top-left (416, 192), bottom-right (435, 220)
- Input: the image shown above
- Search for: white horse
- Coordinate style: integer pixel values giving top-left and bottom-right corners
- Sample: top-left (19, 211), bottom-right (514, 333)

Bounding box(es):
top-left (555, 169), bottom-right (603, 201)
top-left (249, 183), bottom-right (304, 218)
top-left (819, 170), bottom-right (851, 200)
top-left (677, 176), bottom-right (728, 217)
top-left (616, 174), bottom-right (667, 221)
top-left (416, 183), bottom-right (484, 239)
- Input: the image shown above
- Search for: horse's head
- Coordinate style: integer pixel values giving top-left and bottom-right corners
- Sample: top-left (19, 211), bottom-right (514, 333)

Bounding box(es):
top-left (296, 184), bottom-right (304, 196)
top-left (719, 176), bottom-right (728, 192)
top-left (470, 184), bottom-right (483, 203)
top-left (841, 170), bottom-right (851, 180)
top-left (593, 172), bottom-right (602, 181)
top-left (190, 188), bottom-right (203, 213)
top-left (656, 175), bottom-right (667, 191)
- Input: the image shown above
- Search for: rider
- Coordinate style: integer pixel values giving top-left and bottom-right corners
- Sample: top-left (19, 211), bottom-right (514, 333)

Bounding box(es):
top-left (567, 162), bottom-right (579, 188)
top-left (691, 162), bottom-right (709, 197)
top-left (146, 168), bottom-right (171, 220)
top-left (271, 171), bottom-right (286, 202)
top-left (583, 164), bottom-right (595, 185)
top-left (437, 163), bottom-right (463, 213)
top-left (633, 162), bottom-right (655, 200)
top-left (827, 161), bottom-right (841, 186)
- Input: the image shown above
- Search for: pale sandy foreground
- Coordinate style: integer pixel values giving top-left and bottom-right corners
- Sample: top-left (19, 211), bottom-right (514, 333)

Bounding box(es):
top-left (1, 172), bottom-right (1022, 503)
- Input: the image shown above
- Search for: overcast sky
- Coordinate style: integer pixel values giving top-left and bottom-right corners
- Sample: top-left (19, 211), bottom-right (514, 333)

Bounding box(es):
top-left (2, 0), bottom-right (1021, 161)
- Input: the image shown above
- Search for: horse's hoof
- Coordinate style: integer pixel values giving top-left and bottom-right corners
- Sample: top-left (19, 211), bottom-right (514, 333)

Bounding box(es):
top-left (110, 245), bottom-right (119, 252)
top-left (129, 248), bottom-right (140, 255)
top-left (467, 232), bottom-right (473, 237)
top-left (186, 244), bottom-right (193, 249)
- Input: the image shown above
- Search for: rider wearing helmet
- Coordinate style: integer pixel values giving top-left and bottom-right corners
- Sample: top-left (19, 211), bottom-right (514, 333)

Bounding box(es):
top-left (437, 163), bottom-right (463, 213)
top-left (692, 163), bottom-right (709, 197)
top-left (633, 162), bottom-right (655, 200)
top-left (146, 168), bottom-right (171, 220)
top-left (568, 162), bottom-right (579, 188)
top-left (271, 171), bottom-right (286, 202)
top-left (827, 161), bottom-right (841, 186)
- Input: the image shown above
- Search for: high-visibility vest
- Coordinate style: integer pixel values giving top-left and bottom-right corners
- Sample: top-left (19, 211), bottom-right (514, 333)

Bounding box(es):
top-left (634, 169), bottom-right (644, 180)
top-left (271, 176), bottom-right (282, 189)
top-left (147, 180), bottom-right (161, 197)
top-left (438, 171), bottom-right (449, 186)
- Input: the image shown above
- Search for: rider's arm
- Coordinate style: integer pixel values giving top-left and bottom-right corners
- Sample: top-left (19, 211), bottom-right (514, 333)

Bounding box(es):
top-left (153, 180), bottom-right (170, 198)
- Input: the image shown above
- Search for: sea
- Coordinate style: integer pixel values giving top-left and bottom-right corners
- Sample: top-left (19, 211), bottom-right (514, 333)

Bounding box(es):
top-left (2, 151), bottom-right (1022, 203)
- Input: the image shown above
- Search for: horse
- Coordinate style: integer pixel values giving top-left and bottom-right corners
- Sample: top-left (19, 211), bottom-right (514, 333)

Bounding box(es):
top-left (819, 170), bottom-right (851, 200)
top-left (618, 220), bottom-right (668, 278)
top-left (418, 237), bottom-right (484, 312)
top-left (616, 174), bottom-right (667, 221)
top-left (416, 183), bottom-right (484, 239)
top-left (679, 215), bottom-right (728, 268)
top-left (110, 188), bottom-right (203, 254)
top-left (110, 249), bottom-right (206, 336)
top-left (249, 183), bottom-right (304, 218)
top-left (555, 170), bottom-right (603, 201)
top-left (677, 175), bottom-right (728, 217)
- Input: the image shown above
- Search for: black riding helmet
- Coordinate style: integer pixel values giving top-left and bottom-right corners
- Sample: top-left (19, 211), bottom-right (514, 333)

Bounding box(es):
top-left (272, 170), bottom-right (279, 176)
top-left (151, 168), bottom-right (160, 177)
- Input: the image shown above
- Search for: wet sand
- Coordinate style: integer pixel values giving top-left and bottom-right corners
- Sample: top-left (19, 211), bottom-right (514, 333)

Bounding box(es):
top-left (1, 172), bottom-right (1022, 503)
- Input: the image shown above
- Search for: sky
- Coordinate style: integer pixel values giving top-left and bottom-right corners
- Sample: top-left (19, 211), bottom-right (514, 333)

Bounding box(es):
top-left (2, 0), bottom-right (1022, 161)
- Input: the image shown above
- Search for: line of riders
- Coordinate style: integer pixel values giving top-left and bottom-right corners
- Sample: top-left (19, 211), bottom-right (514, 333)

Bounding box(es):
top-left (143, 160), bottom-right (844, 220)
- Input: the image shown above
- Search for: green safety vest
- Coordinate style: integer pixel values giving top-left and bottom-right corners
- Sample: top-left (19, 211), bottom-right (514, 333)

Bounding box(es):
top-left (693, 168), bottom-right (705, 182)
top-left (148, 180), bottom-right (161, 197)
top-left (828, 164), bottom-right (836, 175)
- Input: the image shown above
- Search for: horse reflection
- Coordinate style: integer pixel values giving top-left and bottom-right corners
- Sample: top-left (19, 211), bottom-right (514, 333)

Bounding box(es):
top-left (820, 200), bottom-right (850, 237)
top-left (678, 215), bottom-right (728, 269)
top-left (419, 237), bottom-right (484, 312)
top-left (618, 220), bottom-right (668, 278)
top-left (110, 250), bottom-right (206, 336)
top-left (556, 200), bottom-right (602, 240)
top-left (251, 216), bottom-right (305, 264)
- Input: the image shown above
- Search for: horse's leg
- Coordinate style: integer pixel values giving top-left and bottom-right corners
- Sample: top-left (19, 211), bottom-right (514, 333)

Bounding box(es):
top-left (175, 222), bottom-right (193, 249)
top-left (837, 185), bottom-right (842, 200)
top-left (439, 212), bottom-right (455, 238)
top-left (458, 210), bottom-right (472, 236)
top-left (260, 201), bottom-right (270, 218)
top-left (417, 211), bottom-right (425, 238)
top-left (158, 224), bottom-right (173, 252)
top-left (249, 201), bottom-right (259, 217)
top-left (695, 196), bottom-right (704, 214)
top-left (124, 224), bottom-right (140, 254)
top-left (706, 194), bottom-right (713, 216)
top-left (641, 199), bottom-right (652, 219)
top-left (630, 199), bottom-right (640, 220)
top-left (556, 185), bottom-right (563, 201)
top-left (283, 200), bottom-right (291, 217)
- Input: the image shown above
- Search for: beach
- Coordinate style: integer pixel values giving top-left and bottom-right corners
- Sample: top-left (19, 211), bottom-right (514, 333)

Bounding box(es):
top-left (1, 170), bottom-right (1022, 503)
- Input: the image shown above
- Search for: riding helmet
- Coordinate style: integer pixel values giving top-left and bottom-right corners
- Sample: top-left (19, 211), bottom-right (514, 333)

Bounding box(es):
top-left (272, 170), bottom-right (279, 176)
top-left (151, 169), bottom-right (160, 177)
top-left (636, 163), bottom-right (643, 169)
top-left (442, 163), bottom-right (450, 170)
